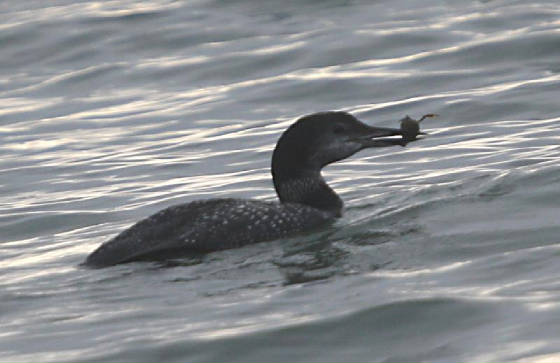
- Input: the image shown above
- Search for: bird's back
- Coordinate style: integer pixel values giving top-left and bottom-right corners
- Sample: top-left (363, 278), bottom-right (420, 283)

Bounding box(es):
top-left (84, 198), bottom-right (335, 267)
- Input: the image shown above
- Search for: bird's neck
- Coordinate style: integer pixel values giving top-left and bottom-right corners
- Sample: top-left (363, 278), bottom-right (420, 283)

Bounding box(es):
top-left (272, 169), bottom-right (343, 217)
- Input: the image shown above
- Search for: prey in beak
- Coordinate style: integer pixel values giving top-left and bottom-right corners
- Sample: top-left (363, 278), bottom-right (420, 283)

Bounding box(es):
top-left (355, 113), bottom-right (436, 148)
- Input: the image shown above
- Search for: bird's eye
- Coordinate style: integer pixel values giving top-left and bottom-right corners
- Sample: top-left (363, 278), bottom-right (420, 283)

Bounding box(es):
top-left (333, 125), bottom-right (346, 134)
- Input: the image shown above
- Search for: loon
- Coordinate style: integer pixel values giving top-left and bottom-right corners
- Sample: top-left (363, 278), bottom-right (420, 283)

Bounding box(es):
top-left (84, 111), bottom-right (425, 267)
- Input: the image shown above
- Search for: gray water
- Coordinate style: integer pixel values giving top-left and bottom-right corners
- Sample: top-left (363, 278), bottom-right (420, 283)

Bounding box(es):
top-left (1, 0), bottom-right (560, 362)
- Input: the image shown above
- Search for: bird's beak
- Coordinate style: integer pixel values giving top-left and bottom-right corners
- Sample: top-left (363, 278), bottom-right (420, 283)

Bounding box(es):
top-left (353, 124), bottom-right (404, 147)
top-left (363, 125), bottom-right (403, 138)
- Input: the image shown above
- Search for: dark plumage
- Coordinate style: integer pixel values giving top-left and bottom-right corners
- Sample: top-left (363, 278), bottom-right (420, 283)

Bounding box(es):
top-left (84, 111), bottom-right (422, 267)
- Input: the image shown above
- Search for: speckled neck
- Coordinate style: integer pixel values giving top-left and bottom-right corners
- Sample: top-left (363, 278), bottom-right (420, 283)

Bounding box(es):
top-left (272, 171), bottom-right (343, 217)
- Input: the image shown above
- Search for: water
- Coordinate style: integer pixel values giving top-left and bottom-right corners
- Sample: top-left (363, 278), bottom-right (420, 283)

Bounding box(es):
top-left (1, 0), bottom-right (560, 361)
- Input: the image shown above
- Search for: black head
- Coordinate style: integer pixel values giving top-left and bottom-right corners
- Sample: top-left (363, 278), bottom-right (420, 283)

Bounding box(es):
top-left (272, 111), bottom-right (402, 181)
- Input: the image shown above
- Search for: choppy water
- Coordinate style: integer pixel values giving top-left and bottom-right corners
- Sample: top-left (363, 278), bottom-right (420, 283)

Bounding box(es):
top-left (1, 0), bottom-right (560, 362)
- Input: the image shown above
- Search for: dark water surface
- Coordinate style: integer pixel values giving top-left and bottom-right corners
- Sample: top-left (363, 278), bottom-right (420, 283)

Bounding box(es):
top-left (1, 0), bottom-right (560, 362)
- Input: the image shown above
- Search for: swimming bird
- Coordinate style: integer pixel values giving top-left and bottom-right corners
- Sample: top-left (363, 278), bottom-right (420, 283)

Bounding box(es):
top-left (84, 111), bottom-right (424, 267)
